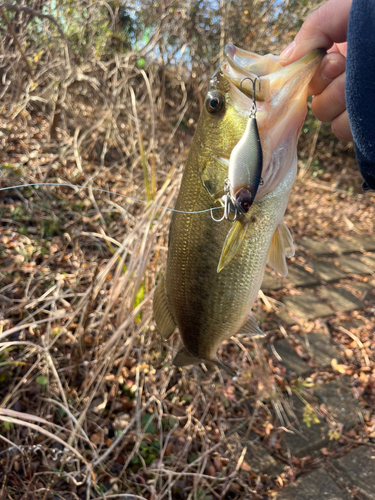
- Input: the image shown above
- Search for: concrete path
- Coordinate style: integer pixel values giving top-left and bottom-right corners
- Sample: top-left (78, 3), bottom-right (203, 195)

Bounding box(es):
top-left (237, 235), bottom-right (375, 499)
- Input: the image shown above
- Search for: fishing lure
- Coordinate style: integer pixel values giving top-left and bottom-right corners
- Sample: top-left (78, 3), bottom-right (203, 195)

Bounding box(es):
top-left (212, 76), bottom-right (263, 222)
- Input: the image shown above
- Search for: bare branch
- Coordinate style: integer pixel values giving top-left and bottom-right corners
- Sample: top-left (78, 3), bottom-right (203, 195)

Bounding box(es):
top-left (0, 2), bottom-right (66, 39)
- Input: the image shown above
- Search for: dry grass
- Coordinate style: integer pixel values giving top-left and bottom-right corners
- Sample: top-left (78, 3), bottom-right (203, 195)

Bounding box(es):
top-left (1, 101), bottom-right (375, 498)
top-left (1, 3), bottom-right (375, 497)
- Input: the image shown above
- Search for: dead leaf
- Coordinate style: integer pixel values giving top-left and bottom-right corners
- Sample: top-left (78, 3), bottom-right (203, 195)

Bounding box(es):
top-left (265, 422), bottom-right (274, 436)
top-left (331, 358), bottom-right (346, 374)
top-left (90, 432), bottom-right (103, 445)
top-left (240, 460), bottom-right (252, 472)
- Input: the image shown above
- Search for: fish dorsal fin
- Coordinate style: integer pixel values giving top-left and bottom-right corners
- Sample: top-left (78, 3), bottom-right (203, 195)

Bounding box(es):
top-left (153, 274), bottom-right (176, 339)
top-left (217, 220), bottom-right (249, 273)
top-left (237, 315), bottom-right (265, 338)
top-left (267, 222), bottom-right (294, 277)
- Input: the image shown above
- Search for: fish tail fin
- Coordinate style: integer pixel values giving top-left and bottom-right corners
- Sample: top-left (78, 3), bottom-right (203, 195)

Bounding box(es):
top-left (174, 348), bottom-right (237, 377)
top-left (153, 275), bottom-right (176, 339)
top-left (173, 347), bottom-right (201, 367)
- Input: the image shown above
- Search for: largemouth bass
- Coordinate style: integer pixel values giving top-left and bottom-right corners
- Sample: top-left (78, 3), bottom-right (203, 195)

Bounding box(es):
top-left (154, 44), bottom-right (324, 375)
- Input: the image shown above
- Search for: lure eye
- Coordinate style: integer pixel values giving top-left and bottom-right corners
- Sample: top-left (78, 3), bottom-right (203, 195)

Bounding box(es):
top-left (235, 188), bottom-right (253, 213)
top-left (205, 92), bottom-right (224, 114)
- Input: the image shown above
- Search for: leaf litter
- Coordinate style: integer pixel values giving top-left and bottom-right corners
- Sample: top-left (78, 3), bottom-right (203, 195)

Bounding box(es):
top-left (1, 43), bottom-right (375, 500)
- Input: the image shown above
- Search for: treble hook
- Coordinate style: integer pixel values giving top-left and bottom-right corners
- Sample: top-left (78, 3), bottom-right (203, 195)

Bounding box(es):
top-left (211, 195), bottom-right (238, 222)
top-left (240, 76), bottom-right (261, 117)
top-left (211, 179), bottom-right (238, 222)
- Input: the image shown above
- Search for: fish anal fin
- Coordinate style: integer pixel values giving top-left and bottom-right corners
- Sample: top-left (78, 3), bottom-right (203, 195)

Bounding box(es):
top-left (153, 275), bottom-right (176, 339)
top-left (237, 315), bottom-right (265, 339)
top-left (218, 220), bottom-right (249, 273)
top-left (267, 222), bottom-right (294, 277)
top-left (174, 348), bottom-right (237, 377)
top-left (173, 347), bottom-right (200, 367)
top-left (279, 222), bottom-right (295, 258)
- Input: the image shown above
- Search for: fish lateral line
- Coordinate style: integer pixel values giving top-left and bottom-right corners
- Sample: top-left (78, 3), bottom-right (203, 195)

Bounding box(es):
top-left (0, 182), bottom-right (223, 216)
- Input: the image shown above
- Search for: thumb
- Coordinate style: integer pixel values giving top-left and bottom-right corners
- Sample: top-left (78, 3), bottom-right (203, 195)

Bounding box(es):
top-left (279, 0), bottom-right (352, 65)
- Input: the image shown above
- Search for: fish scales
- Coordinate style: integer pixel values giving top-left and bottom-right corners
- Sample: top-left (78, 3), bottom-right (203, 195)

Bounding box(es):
top-left (154, 45), bottom-right (324, 374)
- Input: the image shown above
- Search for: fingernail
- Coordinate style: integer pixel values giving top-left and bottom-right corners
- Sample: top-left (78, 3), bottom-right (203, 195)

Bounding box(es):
top-left (280, 41), bottom-right (295, 62)
top-left (321, 59), bottom-right (345, 80)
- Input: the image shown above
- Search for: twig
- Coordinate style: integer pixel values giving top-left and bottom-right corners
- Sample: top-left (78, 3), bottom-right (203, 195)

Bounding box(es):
top-left (0, 6), bottom-right (33, 77)
top-left (0, 2), bottom-right (66, 40)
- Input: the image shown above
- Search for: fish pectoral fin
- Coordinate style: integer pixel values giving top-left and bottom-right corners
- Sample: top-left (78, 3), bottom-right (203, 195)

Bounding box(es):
top-left (237, 315), bottom-right (265, 339)
top-left (173, 347), bottom-right (201, 367)
top-left (201, 156), bottom-right (228, 199)
top-left (217, 220), bottom-right (249, 273)
top-left (267, 222), bottom-right (294, 277)
top-left (153, 275), bottom-right (176, 339)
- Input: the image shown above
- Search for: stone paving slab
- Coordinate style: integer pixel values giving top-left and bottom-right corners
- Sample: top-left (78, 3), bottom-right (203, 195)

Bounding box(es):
top-left (261, 271), bottom-right (284, 291)
top-left (345, 282), bottom-right (375, 301)
top-left (281, 395), bottom-right (330, 458)
top-left (318, 286), bottom-right (363, 312)
top-left (277, 308), bottom-right (298, 326)
top-left (335, 255), bottom-right (374, 275)
top-left (282, 292), bottom-right (334, 321)
top-left (230, 429), bottom-right (281, 475)
top-left (333, 446), bottom-right (375, 500)
top-left (271, 468), bottom-right (351, 500)
top-left (348, 234), bottom-right (375, 252)
top-left (268, 340), bottom-right (310, 376)
top-left (314, 380), bottom-right (361, 429)
top-left (240, 440), bottom-right (279, 474)
top-left (309, 260), bottom-right (347, 283)
top-left (267, 238), bottom-right (373, 498)
top-left (299, 237), bottom-right (335, 257)
top-left (360, 253), bottom-right (375, 270)
top-left (286, 264), bottom-right (319, 287)
top-left (299, 332), bottom-right (340, 367)
top-left (327, 236), bottom-right (363, 254)
top-left (340, 318), bottom-right (366, 330)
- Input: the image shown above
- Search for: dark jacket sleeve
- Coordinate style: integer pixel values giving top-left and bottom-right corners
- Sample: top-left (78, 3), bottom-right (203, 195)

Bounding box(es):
top-left (346, 0), bottom-right (375, 190)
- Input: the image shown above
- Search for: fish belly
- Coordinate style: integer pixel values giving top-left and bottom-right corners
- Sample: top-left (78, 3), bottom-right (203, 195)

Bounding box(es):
top-left (158, 152), bottom-right (296, 363)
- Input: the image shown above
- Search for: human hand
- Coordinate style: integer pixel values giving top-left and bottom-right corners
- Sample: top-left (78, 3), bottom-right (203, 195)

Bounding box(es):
top-left (279, 0), bottom-right (353, 142)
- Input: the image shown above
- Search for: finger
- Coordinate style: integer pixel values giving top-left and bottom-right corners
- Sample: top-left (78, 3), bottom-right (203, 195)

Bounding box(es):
top-left (279, 0), bottom-right (352, 65)
top-left (327, 42), bottom-right (347, 57)
top-left (308, 52), bottom-right (346, 96)
top-left (311, 72), bottom-right (346, 123)
top-left (331, 111), bottom-right (353, 142)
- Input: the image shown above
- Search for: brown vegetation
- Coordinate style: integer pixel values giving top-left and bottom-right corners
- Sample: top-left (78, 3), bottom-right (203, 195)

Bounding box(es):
top-left (0, 1), bottom-right (374, 499)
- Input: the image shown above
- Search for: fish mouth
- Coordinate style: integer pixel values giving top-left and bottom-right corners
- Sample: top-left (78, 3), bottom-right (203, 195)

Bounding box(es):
top-left (222, 43), bottom-right (325, 108)
top-left (221, 44), bottom-right (325, 198)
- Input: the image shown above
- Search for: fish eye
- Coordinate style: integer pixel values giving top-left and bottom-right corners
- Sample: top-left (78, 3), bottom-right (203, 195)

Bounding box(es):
top-left (205, 92), bottom-right (224, 114)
